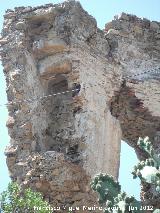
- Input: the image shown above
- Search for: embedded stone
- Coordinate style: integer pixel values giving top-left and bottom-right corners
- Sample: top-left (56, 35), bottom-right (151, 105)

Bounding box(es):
top-left (33, 38), bottom-right (68, 59)
top-left (119, 12), bottom-right (130, 21)
top-left (107, 29), bottom-right (119, 35)
top-left (19, 122), bottom-right (33, 139)
top-left (6, 116), bottom-right (15, 128)
top-left (72, 184), bottom-right (80, 191)
top-left (52, 169), bottom-right (60, 176)
top-left (10, 71), bottom-right (20, 80)
top-left (0, 39), bottom-right (9, 45)
top-left (133, 25), bottom-right (143, 36)
top-left (4, 145), bottom-right (18, 156)
top-left (6, 157), bottom-right (16, 172)
top-left (106, 29), bottom-right (129, 38)
top-left (15, 92), bottom-right (23, 100)
top-left (21, 142), bottom-right (31, 150)
top-left (35, 181), bottom-right (42, 189)
top-left (35, 180), bottom-right (50, 193)
top-left (40, 59), bottom-right (72, 80)
top-left (15, 21), bottom-right (27, 30)
top-left (3, 64), bottom-right (11, 72)
top-left (26, 170), bottom-right (33, 177)
top-left (105, 22), bottom-right (113, 32)
top-left (150, 21), bottom-right (159, 31)
top-left (4, 12), bottom-right (16, 19)
top-left (71, 192), bottom-right (85, 201)
top-left (20, 103), bottom-right (30, 113)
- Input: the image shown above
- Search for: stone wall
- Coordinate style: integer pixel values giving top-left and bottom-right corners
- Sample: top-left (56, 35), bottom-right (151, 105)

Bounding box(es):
top-left (0, 0), bottom-right (160, 210)
top-left (105, 13), bottom-right (160, 208)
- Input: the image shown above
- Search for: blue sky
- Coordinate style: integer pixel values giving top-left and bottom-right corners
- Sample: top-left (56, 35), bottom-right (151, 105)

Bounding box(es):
top-left (0, 0), bottom-right (160, 200)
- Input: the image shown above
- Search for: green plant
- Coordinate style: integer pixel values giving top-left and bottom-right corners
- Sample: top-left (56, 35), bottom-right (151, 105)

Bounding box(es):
top-left (90, 173), bottom-right (121, 205)
top-left (91, 137), bottom-right (160, 213)
top-left (91, 173), bottom-right (141, 213)
top-left (153, 210), bottom-right (160, 213)
top-left (0, 182), bottom-right (52, 213)
top-left (132, 137), bottom-right (160, 192)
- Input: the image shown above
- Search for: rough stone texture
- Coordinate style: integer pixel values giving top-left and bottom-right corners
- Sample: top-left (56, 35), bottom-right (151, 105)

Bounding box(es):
top-left (1, 1), bottom-right (160, 211)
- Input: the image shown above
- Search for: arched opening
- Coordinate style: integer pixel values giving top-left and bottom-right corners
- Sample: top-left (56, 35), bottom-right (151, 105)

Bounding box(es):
top-left (109, 80), bottom-right (160, 204)
top-left (119, 140), bottom-right (140, 200)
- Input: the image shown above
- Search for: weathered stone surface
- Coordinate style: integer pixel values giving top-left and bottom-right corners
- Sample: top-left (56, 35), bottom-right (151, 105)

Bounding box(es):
top-left (6, 116), bottom-right (15, 128)
top-left (39, 56), bottom-right (72, 79)
top-left (15, 21), bottom-right (27, 30)
top-left (32, 37), bottom-right (68, 59)
top-left (150, 21), bottom-right (160, 31)
top-left (1, 0), bottom-right (160, 210)
top-left (0, 38), bottom-right (9, 45)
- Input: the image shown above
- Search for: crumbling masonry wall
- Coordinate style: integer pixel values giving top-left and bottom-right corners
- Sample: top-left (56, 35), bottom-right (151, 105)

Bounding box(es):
top-left (0, 0), bottom-right (160, 210)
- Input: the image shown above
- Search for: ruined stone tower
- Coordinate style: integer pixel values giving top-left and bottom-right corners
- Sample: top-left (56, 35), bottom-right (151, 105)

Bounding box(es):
top-left (0, 0), bottom-right (160, 210)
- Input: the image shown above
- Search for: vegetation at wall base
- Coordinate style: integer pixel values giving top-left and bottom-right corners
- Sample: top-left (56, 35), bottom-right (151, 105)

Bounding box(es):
top-left (0, 182), bottom-right (52, 213)
top-left (91, 137), bottom-right (160, 213)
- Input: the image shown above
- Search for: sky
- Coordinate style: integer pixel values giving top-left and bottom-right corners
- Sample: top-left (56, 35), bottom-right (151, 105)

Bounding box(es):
top-left (0, 0), bottom-right (160, 200)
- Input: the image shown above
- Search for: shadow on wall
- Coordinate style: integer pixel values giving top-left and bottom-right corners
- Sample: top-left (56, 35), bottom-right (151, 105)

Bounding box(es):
top-left (119, 140), bottom-right (141, 200)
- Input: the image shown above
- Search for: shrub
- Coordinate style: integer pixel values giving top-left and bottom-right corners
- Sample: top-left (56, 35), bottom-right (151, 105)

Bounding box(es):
top-left (0, 182), bottom-right (52, 213)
